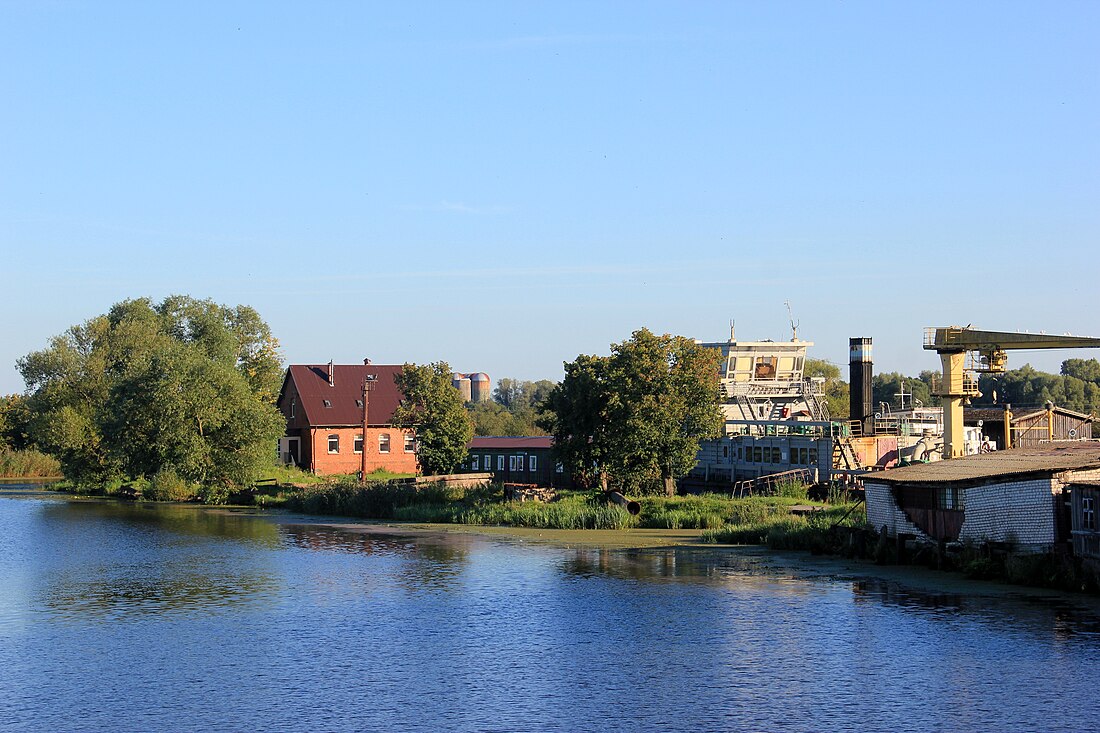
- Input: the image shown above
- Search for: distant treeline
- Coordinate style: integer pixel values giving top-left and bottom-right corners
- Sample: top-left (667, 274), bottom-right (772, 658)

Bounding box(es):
top-left (869, 358), bottom-right (1100, 416)
top-left (465, 377), bottom-right (555, 436)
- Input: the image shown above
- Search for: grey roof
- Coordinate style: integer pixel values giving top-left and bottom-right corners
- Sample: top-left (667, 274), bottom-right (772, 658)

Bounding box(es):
top-left (865, 443), bottom-right (1100, 485)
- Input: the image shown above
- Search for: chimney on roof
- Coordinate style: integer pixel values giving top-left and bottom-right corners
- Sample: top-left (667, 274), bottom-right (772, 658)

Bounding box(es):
top-left (364, 358), bottom-right (372, 365)
top-left (328, 360), bottom-right (334, 387)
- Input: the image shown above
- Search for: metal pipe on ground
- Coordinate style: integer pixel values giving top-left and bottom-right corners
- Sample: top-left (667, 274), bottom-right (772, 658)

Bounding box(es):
top-left (607, 491), bottom-right (641, 515)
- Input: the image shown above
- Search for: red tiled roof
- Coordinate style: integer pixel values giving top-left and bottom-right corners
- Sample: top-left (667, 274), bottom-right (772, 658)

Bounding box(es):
top-left (470, 436), bottom-right (553, 450)
top-left (284, 364), bottom-right (405, 427)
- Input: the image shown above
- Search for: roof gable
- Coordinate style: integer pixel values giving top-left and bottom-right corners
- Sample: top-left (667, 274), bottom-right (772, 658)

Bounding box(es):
top-left (282, 364), bottom-right (405, 427)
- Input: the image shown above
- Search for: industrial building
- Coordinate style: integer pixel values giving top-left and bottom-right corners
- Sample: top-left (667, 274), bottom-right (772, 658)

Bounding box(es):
top-left (452, 372), bottom-right (491, 403)
top-left (865, 443), bottom-right (1100, 554)
top-left (687, 329), bottom-right (974, 489)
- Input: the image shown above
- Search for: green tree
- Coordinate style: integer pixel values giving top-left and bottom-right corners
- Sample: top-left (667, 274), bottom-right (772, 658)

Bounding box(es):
top-left (540, 329), bottom-right (723, 496)
top-left (17, 296), bottom-right (285, 491)
top-left (392, 362), bottom-right (474, 475)
top-left (0, 394), bottom-right (33, 450)
top-left (539, 354), bottom-right (615, 490)
top-left (804, 358), bottom-right (850, 418)
top-left (873, 372), bottom-right (935, 412)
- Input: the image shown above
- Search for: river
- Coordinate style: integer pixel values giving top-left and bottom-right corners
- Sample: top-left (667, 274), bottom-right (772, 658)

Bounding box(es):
top-left (2, 484), bottom-right (1099, 732)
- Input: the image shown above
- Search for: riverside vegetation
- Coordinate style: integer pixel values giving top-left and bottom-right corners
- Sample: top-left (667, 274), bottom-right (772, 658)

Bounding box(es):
top-left (258, 472), bottom-right (867, 552)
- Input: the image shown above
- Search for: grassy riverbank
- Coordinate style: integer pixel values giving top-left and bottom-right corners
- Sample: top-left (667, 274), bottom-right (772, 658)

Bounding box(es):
top-left (269, 476), bottom-right (866, 548)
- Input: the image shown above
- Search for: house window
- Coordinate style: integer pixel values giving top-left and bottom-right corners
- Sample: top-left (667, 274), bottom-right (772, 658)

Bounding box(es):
top-left (323, 399), bottom-right (332, 408)
top-left (404, 434), bottom-right (416, 453)
top-left (753, 447), bottom-right (763, 463)
top-left (379, 433), bottom-right (391, 453)
top-left (354, 434), bottom-right (363, 454)
top-left (498, 455), bottom-right (505, 471)
top-left (290, 398), bottom-right (296, 418)
top-left (509, 456), bottom-right (517, 471)
top-left (484, 455), bottom-right (491, 470)
top-left (328, 434), bottom-right (339, 453)
top-left (529, 455), bottom-right (537, 472)
top-left (356, 399), bottom-right (364, 408)
top-left (556, 462), bottom-right (564, 473)
top-left (939, 487), bottom-right (962, 510)
top-left (472, 455), bottom-right (480, 471)
top-left (809, 448), bottom-right (818, 465)
top-left (1083, 497), bottom-right (1096, 530)
top-left (516, 455), bottom-right (525, 471)
top-left (771, 447), bottom-right (781, 463)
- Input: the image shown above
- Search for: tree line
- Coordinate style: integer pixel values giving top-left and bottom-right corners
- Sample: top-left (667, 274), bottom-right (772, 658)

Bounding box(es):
top-left (12, 296), bottom-right (286, 496)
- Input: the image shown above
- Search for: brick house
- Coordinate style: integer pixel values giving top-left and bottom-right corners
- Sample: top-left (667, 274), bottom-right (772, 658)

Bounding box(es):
top-left (865, 444), bottom-right (1100, 554)
top-left (276, 362), bottom-right (418, 476)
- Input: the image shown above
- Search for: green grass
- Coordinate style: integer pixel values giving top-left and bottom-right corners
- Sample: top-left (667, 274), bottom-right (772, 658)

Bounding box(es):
top-left (701, 502), bottom-right (867, 553)
top-left (273, 480), bottom-right (851, 536)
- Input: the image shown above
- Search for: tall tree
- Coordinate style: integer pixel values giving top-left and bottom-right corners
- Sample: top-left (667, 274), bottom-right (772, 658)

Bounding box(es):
top-left (17, 296), bottom-right (285, 491)
top-left (539, 355), bottom-right (616, 490)
top-left (541, 329), bottom-right (723, 495)
top-left (392, 362), bottom-right (474, 475)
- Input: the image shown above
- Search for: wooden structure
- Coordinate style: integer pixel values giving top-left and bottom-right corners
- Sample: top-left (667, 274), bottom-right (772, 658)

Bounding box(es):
top-left (965, 405), bottom-right (1093, 449)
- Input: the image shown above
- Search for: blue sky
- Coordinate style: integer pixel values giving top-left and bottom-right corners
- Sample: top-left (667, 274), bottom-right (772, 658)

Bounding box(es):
top-left (2, 1), bottom-right (1098, 394)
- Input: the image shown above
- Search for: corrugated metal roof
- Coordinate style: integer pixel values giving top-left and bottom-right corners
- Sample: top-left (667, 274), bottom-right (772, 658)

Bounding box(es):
top-left (867, 443), bottom-right (1100, 485)
top-left (286, 364), bottom-right (405, 427)
top-left (470, 436), bottom-right (553, 450)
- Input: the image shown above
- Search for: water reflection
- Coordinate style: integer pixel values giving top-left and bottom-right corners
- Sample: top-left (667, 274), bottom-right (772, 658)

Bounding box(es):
top-left (5, 493), bottom-right (1100, 732)
top-left (278, 523), bottom-right (471, 592)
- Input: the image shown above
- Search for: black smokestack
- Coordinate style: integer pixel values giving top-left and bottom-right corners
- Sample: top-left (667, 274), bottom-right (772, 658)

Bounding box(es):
top-left (849, 337), bottom-right (873, 435)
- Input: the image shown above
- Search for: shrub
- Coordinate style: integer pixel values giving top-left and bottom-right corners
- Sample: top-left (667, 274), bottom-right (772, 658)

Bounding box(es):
top-left (145, 469), bottom-right (199, 502)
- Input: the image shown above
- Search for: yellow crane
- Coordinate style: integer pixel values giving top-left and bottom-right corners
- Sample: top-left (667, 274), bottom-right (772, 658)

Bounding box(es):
top-left (924, 327), bottom-right (1100, 458)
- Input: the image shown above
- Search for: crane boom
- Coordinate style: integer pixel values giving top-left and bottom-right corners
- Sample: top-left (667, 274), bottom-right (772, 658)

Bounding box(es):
top-left (925, 326), bottom-right (1100, 458)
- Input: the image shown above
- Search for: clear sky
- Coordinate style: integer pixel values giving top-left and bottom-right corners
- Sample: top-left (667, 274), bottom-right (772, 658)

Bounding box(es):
top-left (2, 1), bottom-right (1098, 395)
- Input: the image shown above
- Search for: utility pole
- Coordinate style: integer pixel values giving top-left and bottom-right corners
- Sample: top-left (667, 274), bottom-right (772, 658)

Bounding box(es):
top-left (361, 374), bottom-right (376, 481)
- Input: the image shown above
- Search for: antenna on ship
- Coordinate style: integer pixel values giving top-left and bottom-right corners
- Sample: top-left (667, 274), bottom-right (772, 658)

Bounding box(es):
top-left (785, 300), bottom-right (799, 341)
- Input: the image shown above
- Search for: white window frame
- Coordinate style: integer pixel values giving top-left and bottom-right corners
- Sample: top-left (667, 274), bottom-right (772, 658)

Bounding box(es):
top-left (471, 455), bottom-right (480, 471)
top-left (379, 433), bottom-right (391, 453)
top-left (404, 433), bottom-right (416, 453)
top-left (328, 434), bottom-right (339, 454)
top-left (529, 455), bottom-right (537, 472)
top-left (509, 456), bottom-right (517, 471)
top-left (497, 455), bottom-right (505, 471)
top-left (516, 455), bottom-right (525, 471)
top-left (354, 434), bottom-right (364, 454)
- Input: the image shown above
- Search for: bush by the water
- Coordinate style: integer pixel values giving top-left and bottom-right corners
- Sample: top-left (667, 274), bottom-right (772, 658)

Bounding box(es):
top-left (144, 469), bottom-right (200, 502)
top-left (0, 447), bottom-right (61, 477)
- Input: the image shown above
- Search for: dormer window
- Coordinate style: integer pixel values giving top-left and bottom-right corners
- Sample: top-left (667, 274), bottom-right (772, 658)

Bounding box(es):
top-left (356, 399), bottom-right (364, 408)
top-left (323, 399), bottom-right (332, 408)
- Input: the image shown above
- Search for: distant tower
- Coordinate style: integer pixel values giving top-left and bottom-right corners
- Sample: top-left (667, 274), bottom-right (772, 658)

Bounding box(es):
top-left (469, 373), bottom-right (491, 402)
top-left (452, 373), bottom-right (472, 403)
top-left (849, 338), bottom-right (874, 435)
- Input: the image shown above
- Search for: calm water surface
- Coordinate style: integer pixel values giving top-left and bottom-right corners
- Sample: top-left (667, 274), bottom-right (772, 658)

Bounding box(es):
top-left (2, 485), bottom-right (1100, 732)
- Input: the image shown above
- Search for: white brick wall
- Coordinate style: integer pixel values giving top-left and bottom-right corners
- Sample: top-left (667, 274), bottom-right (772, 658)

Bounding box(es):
top-left (867, 476), bottom-right (1060, 553)
top-left (865, 480), bottom-right (922, 536)
top-left (958, 478), bottom-right (1056, 552)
